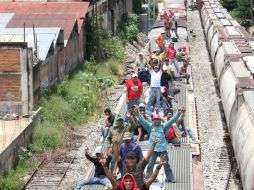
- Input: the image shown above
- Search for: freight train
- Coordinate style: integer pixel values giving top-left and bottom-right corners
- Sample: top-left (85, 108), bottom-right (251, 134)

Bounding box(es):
top-left (201, 0), bottom-right (254, 189)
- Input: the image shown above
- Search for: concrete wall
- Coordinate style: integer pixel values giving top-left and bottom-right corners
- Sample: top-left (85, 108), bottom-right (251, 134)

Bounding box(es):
top-left (0, 43), bottom-right (33, 116)
top-left (0, 108), bottom-right (41, 176)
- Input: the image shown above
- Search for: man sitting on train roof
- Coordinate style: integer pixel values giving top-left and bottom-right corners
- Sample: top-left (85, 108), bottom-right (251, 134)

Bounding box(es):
top-left (134, 107), bottom-right (185, 183)
top-left (107, 115), bottom-right (137, 145)
top-left (134, 52), bottom-right (148, 73)
top-left (165, 110), bottom-right (200, 144)
top-left (119, 132), bottom-right (143, 162)
top-left (100, 108), bottom-right (115, 143)
top-left (75, 147), bottom-right (112, 190)
top-left (101, 154), bottom-right (166, 190)
top-left (179, 60), bottom-right (190, 84)
top-left (112, 136), bottom-right (160, 189)
top-left (133, 104), bottom-right (150, 142)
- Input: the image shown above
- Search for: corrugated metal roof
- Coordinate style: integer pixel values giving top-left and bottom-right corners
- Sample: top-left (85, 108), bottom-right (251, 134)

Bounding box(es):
top-left (0, 13), bottom-right (13, 28)
top-left (6, 13), bottom-right (76, 42)
top-left (0, 27), bottom-right (61, 60)
top-left (0, 2), bottom-right (89, 38)
top-left (165, 147), bottom-right (192, 190)
top-left (230, 61), bottom-right (250, 78)
top-left (243, 56), bottom-right (254, 74)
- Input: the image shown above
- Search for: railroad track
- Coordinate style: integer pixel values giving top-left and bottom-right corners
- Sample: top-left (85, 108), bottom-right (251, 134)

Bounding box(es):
top-left (23, 154), bottom-right (76, 190)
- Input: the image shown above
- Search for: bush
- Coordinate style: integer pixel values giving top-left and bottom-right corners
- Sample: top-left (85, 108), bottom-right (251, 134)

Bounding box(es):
top-left (0, 175), bottom-right (23, 190)
top-left (98, 30), bottom-right (126, 62)
top-left (0, 147), bottom-right (35, 190)
top-left (107, 58), bottom-right (124, 76)
top-left (123, 13), bottom-right (139, 42)
top-left (29, 124), bottom-right (62, 152)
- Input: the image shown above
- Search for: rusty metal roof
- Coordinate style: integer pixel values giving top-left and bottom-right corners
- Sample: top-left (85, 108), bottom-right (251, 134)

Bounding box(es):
top-left (6, 13), bottom-right (77, 42)
top-left (0, 2), bottom-right (89, 40)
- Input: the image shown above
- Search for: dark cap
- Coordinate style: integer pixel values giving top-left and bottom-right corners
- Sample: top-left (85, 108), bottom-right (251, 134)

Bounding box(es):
top-left (126, 151), bottom-right (137, 158)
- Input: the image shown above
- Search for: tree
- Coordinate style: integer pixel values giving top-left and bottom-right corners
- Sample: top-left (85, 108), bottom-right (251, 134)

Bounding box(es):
top-left (232, 0), bottom-right (251, 27)
top-left (220, 0), bottom-right (237, 11)
top-left (133, 0), bottom-right (146, 14)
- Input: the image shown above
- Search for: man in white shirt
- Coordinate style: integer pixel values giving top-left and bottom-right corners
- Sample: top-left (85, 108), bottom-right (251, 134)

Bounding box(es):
top-left (147, 58), bottom-right (163, 109)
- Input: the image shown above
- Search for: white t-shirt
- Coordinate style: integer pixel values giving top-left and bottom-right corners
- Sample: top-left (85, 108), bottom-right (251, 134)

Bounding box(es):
top-left (150, 70), bottom-right (162, 87)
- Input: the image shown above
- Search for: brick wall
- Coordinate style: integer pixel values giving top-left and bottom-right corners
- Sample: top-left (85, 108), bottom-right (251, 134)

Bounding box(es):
top-left (0, 49), bottom-right (20, 72)
top-left (0, 74), bottom-right (21, 102)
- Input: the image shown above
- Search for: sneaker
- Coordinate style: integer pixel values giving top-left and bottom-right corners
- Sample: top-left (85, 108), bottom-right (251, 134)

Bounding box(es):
top-left (191, 139), bottom-right (201, 144)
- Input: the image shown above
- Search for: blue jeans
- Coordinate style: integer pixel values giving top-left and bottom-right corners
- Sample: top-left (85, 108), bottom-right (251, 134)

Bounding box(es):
top-left (75, 175), bottom-right (109, 190)
top-left (145, 151), bottom-right (174, 181)
top-left (127, 97), bottom-right (141, 110)
top-left (102, 127), bottom-right (110, 141)
top-left (169, 59), bottom-right (178, 73)
top-left (187, 128), bottom-right (196, 140)
top-left (147, 87), bottom-right (161, 109)
top-left (110, 154), bottom-right (116, 173)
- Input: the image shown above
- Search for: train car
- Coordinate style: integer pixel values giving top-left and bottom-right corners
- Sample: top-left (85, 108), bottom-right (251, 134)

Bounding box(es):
top-left (200, 0), bottom-right (254, 189)
top-left (163, 0), bottom-right (187, 28)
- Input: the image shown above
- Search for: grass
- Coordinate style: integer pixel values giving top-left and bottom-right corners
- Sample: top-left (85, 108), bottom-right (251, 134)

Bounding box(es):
top-left (30, 59), bottom-right (119, 152)
top-left (0, 148), bottom-right (36, 190)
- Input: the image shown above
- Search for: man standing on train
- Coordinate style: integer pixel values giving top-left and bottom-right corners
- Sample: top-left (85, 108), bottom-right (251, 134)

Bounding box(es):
top-left (134, 107), bottom-right (185, 183)
top-left (146, 57), bottom-right (163, 110)
top-left (126, 73), bottom-right (143, 111)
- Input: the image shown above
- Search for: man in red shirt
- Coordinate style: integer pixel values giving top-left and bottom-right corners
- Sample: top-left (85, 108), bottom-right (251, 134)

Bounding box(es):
top-left (126, 73), bottom-right (143, 110)
top-left (167, 42), bottom-right (178, 73)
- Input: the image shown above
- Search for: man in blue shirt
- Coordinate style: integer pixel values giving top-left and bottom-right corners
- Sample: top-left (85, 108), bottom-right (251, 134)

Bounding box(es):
top-left (134, 107), bottom-right (184, 182)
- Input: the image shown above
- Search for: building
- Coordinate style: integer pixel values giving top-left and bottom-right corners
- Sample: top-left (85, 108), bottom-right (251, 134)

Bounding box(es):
top-left (0, 42), bottom-right (33, 116)
top-left (0, 2), bottom-right (89, 115)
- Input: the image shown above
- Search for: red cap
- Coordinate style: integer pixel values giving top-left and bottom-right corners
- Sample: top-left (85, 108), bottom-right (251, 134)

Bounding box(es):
top-left (182, 45), bottom-right (187, 50)
top-left (153, 114), bottom-right (161, 120)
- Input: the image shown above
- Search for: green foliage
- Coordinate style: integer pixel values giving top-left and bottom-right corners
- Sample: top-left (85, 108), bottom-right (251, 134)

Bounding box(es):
top-left (29, 124), bottom-right (62, 152)
top-left (231, 0), bottom-right (251, 27)
top-left (29, 58), bottom-right (115, 153)
top-left (221, 0), bottom-right (251, 28)
top-left (0, 147), bottom-right (34, 190)
top-left (85, 15), bottom-right (126, 62)
top-left (0, 175), bottom-right (23, 190)
top-left (97, 29), bottom-right (126, 62)
top-left (133, 0), bottom-right (146, 14)
top-left (121, 13), bottom-right (139, 42)
top-left (220, 0), bottom-right (237, 11)
top-left (106, 58), bottom-right (124, 76)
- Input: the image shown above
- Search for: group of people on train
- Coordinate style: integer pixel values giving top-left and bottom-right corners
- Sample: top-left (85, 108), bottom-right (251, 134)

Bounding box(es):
top-left (76, 9), bottom-right (199, 190)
